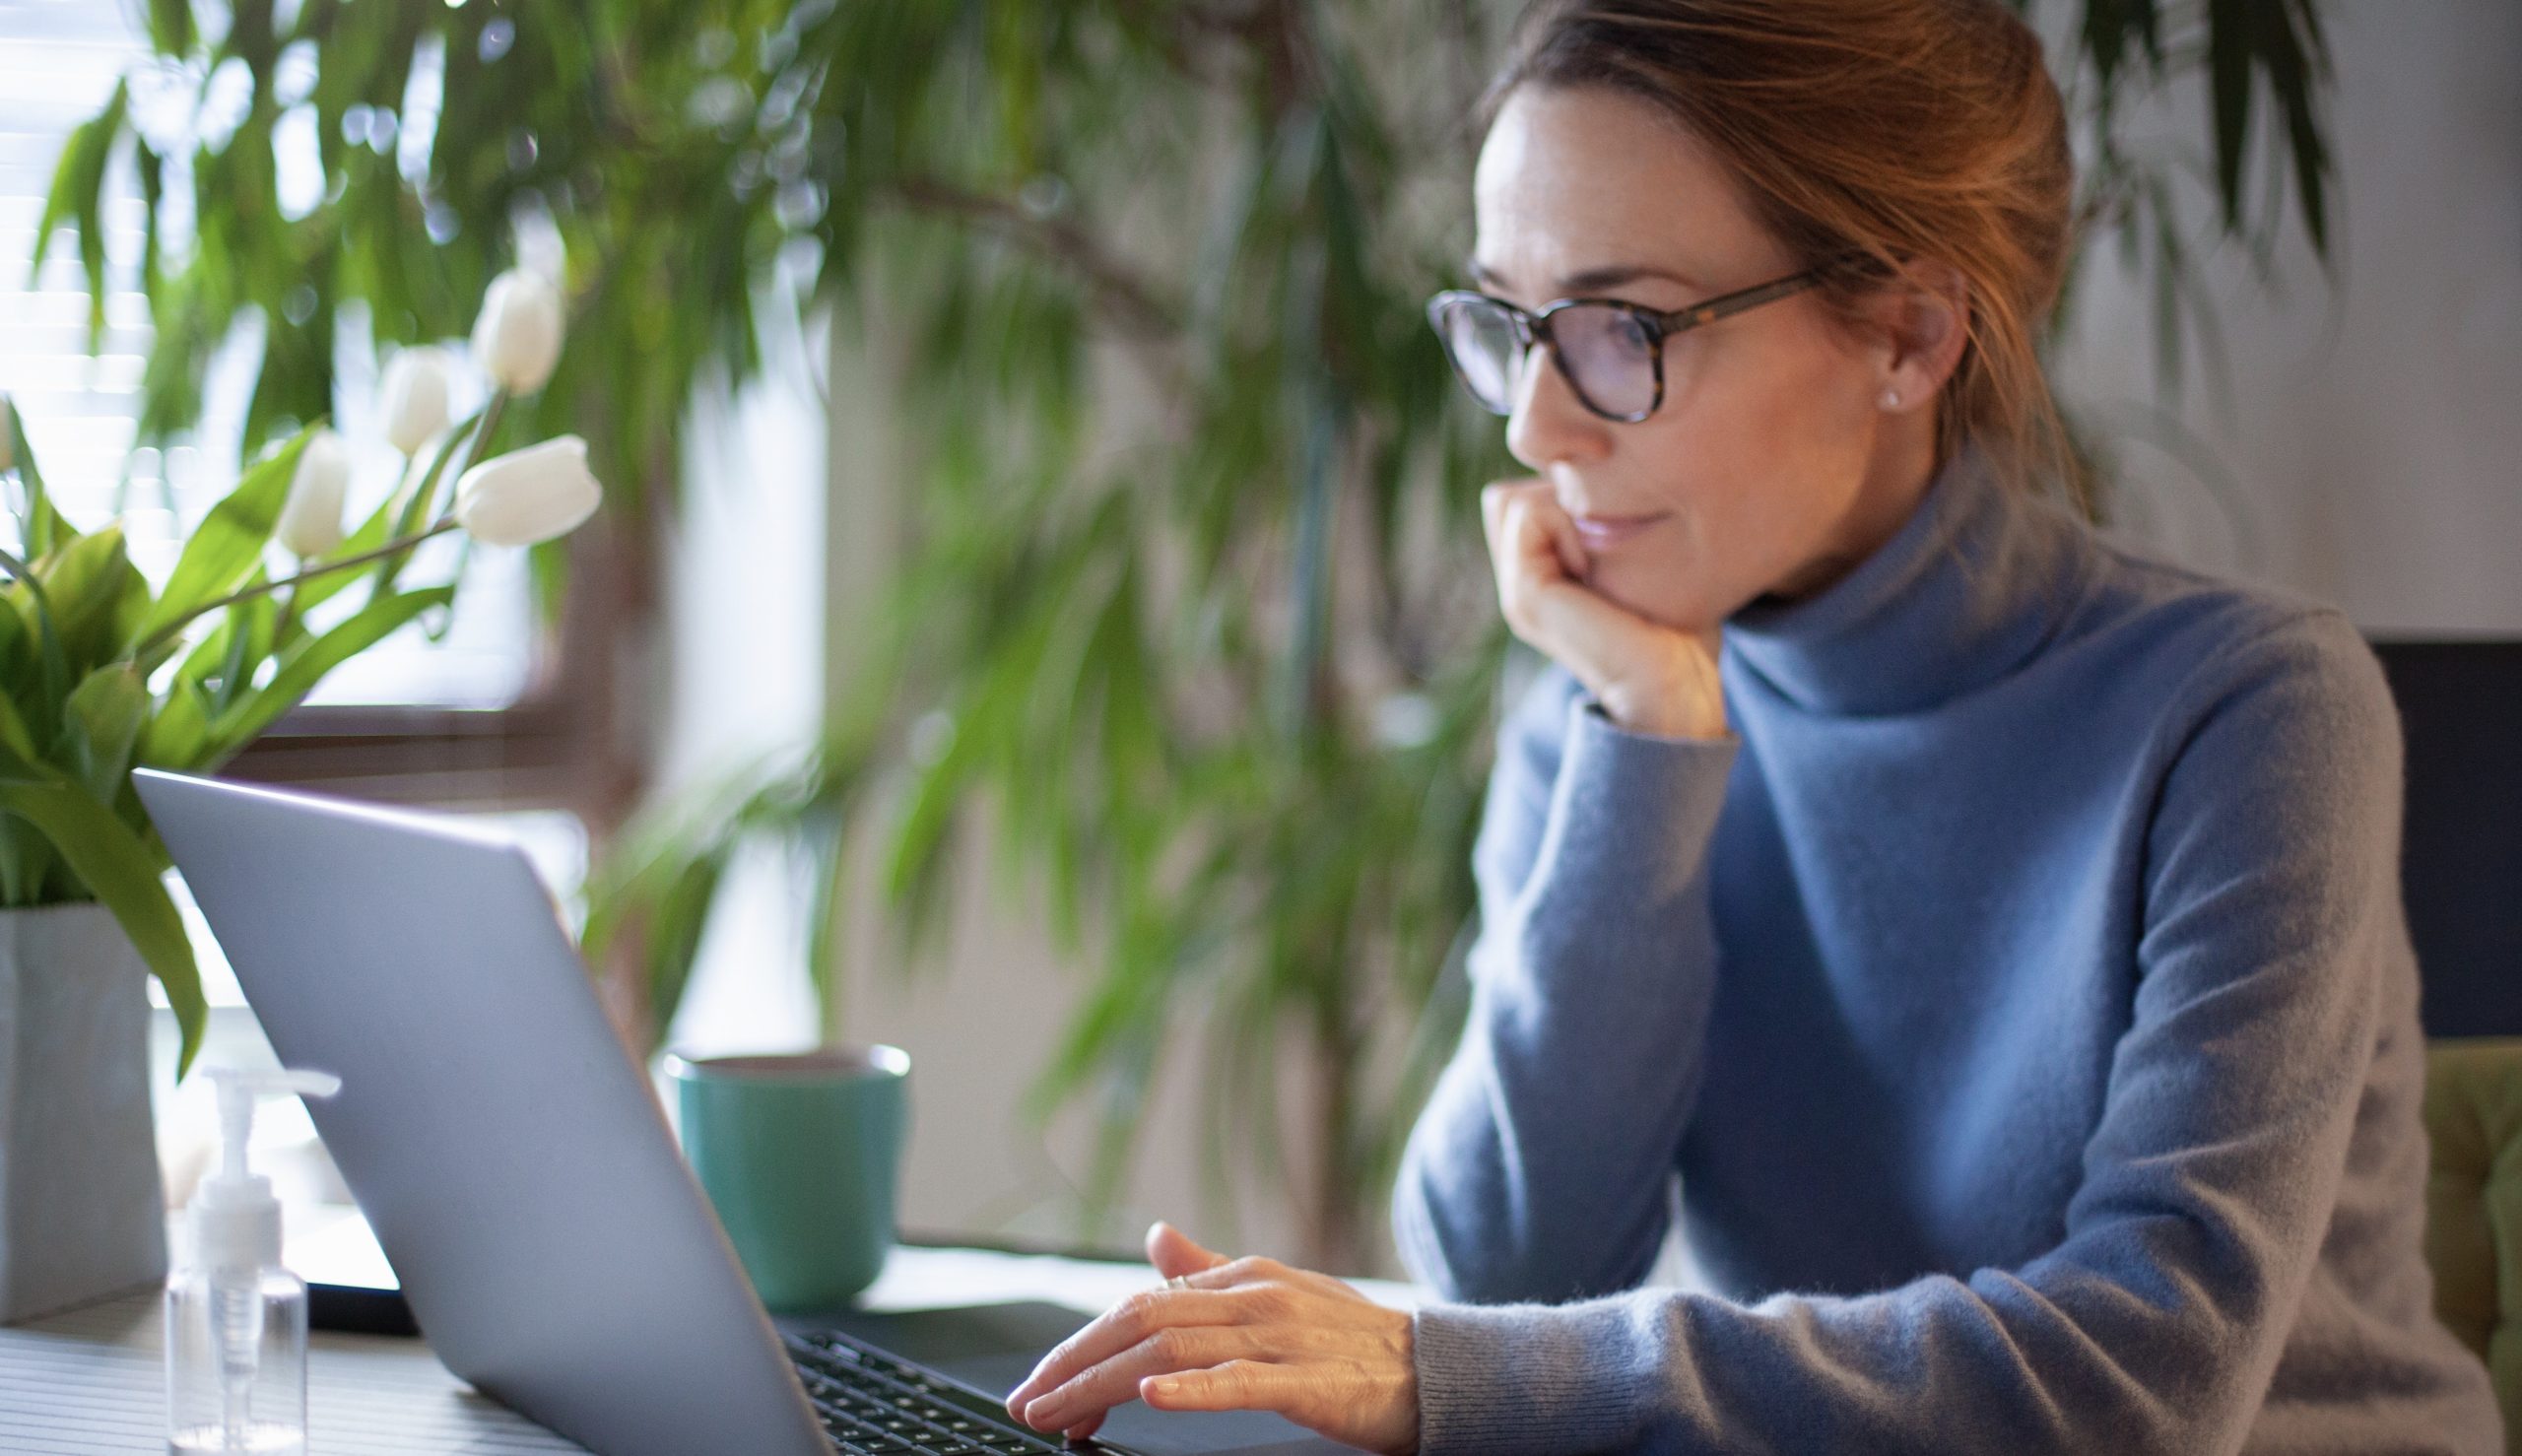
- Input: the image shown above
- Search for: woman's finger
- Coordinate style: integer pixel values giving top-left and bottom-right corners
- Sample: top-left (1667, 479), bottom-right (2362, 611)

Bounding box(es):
top-left (1174, 1253), bottom-right (1283, 1292)
top-left (1145, 1220), bottom-right (1229, 1280)
top-left (1019, 1324), bottom-right (1294, 1434)
top-left (1482, 480), bottom-right (1583, 590)
top-left (1521, 490), bottom-right (1592, 582)
top-left (1145, 1357), bottom-right (1419, 1455)
top-left (1002, 1287), bottom-right (1253, 1417)
top-left (1141, 1358), bottom-right (1297, 1416)
top-left (1483, 485), bottom-right (1562, 633)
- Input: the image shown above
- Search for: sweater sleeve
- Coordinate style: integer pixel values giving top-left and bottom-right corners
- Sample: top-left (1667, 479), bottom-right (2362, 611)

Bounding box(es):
top-left (1391, 663), bottom-right (1740, 1304)
top-left (1407, 615), bottom-right (2410, 1456)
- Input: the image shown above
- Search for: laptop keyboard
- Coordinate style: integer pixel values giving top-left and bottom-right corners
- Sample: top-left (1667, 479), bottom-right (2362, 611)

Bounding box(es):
top-left (784, 1330), bottom-right (1096, 1455)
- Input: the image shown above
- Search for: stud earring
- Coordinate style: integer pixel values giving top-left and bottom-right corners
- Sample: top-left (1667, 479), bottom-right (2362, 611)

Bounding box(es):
top-left (1881, 390), bottom-right (1901, 410)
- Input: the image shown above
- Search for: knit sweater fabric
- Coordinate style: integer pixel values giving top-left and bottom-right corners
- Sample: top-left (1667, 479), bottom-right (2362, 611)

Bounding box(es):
top-left (1391, 446), bottom-right (2503, 1454)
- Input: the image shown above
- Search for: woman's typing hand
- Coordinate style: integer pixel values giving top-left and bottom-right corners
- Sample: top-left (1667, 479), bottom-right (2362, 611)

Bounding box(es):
top-left (1003, 1222), bottom-right (1420, 1454)
top-left (1482, 478), bottom-right (1728, 741)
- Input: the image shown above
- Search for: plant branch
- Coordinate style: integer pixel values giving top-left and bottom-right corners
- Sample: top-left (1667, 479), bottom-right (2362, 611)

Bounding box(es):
top-left (889, 176), bottom-right (1181, 340)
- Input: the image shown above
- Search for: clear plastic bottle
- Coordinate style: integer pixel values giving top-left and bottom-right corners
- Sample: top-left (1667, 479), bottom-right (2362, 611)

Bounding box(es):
top-left (164, 1068), bottom-right (339, 1456)
top-left (165, 1261), bottom-right (308, 1455)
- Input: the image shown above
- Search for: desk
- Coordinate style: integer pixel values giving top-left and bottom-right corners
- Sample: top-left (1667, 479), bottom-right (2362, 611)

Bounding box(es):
top-left (0, 1243), bottom-right (1421, 1452)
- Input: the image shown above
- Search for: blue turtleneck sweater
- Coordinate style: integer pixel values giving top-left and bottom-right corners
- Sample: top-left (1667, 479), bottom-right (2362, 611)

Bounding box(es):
top-left (1392, 448), bottom-right (2501, 1454)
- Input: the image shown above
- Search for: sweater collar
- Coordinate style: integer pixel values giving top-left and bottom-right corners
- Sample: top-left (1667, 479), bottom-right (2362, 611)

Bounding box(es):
top-left (1721, 445), bottom-right (2092, 717)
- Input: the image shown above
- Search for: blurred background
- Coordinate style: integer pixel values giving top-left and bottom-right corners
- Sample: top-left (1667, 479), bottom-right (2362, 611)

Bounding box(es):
top-left (2, 0), bottom-right (2514, 1281)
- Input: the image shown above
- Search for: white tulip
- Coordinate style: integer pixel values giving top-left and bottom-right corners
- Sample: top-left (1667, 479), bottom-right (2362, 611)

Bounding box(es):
top-left (453, 435), bottom-right (601, 548)
top-left (0, 393), bottom-right (14, 474)
top-left (275, 429), bottom-right (351, 559)
top-left (469, 269), bottom-right (564, 395)
top-left (378, 346), bottom-right (453, 456)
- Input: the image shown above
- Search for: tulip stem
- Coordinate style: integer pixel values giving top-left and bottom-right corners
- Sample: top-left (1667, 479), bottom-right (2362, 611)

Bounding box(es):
top-left (379, 392), bottom-right (505, 595)
top-left (132, 518), bottom-right (463, 665)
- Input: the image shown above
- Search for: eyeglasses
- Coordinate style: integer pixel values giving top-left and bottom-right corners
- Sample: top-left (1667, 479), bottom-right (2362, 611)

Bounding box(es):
top-left (1426, 268), bottom-right (1826, 423)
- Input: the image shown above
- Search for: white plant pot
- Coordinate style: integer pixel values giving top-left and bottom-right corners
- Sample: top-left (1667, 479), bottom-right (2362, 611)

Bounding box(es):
top-left (0, 901), bottom-right (167, 1323)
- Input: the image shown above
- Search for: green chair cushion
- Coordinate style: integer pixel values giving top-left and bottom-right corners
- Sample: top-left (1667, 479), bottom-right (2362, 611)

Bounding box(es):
top-left (2425, 1036), bottom-right (2522, 1441)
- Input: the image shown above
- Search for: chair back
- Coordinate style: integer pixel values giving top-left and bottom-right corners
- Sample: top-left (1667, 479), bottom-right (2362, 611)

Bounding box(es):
top-left (2370, 640), bottom-right (2522, 1038)
top-left (2422, 1038), bottom-right (2522, 1448)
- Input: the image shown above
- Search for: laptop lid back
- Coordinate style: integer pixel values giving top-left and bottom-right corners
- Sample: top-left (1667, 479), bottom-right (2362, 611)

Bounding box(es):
top-left (134, 768), bottom-right (830, 1456)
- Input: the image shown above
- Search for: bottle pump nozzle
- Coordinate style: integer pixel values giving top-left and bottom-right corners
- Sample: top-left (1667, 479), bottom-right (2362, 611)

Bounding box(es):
top-left (192, 1068), bottom-right (341, 1269)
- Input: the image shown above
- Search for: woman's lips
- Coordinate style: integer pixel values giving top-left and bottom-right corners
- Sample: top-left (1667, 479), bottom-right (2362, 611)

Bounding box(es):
top-left (1569, 511), bottom-right (1669, 551)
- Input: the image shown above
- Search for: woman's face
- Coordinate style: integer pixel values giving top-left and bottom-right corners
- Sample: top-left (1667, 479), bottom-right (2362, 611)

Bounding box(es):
top-left (1472, 84), bottom-right (1945, 631)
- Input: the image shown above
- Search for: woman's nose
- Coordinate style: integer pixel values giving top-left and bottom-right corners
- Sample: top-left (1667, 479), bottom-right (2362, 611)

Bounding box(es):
top-left (1504, 343), bottom-right (1613, 473)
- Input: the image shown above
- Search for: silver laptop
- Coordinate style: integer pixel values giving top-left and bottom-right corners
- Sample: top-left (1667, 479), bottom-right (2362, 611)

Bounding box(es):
top-left (135, 768), bottom-right (1348, 1456)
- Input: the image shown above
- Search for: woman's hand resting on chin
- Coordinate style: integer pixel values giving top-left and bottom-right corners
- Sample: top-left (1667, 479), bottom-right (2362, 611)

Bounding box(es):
top-left (1004, 1222), bottom-right (1420, 1454)
top-left (1482, 478), bottom-right (1729, 741)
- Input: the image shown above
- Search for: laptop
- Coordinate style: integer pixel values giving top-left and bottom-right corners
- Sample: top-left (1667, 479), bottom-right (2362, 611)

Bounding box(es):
top-left (134, 768), bottom-right (1352, 1456)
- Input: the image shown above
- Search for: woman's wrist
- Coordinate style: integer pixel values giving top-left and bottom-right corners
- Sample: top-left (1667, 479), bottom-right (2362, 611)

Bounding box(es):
top-left (1596, 672), bottom-right (1727, 741)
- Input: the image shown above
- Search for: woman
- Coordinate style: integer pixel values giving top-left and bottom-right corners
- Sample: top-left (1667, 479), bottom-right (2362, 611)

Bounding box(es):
top-left (1004, 1), bottom-right (2503, 1451)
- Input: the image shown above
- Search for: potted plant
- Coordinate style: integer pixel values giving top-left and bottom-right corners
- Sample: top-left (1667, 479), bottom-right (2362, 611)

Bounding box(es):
top-left (0, 271), bottom-right (599, 1323)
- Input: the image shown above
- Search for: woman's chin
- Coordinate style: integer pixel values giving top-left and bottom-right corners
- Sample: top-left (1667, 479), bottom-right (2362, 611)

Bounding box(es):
top-left (1591, 568), bottom-right (1733, 637)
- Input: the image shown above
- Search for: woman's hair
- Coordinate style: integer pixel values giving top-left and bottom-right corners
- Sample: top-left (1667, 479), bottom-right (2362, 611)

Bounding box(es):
top-left (1484, 0), bottom-right (2079, 500)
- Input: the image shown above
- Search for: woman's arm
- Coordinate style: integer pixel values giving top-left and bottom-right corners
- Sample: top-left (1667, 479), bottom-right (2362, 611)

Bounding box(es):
top-left (1411, 614), bottom-right (2445, 1455)
top-left (1392, 661), bottom-right (1739, 1304)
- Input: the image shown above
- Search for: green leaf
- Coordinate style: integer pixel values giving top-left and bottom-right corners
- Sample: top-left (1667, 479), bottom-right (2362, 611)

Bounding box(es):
top-left (136, 676), bottom-right (214, 770)
top-left (2264, 0), bottom-right (2334, 263)
top-left (38, 526), bottom-right (150, 675)
top-left (140, 427), bottom-right (315, 639)
top-left (61, 664), bottom-right (148, 807)
top-left (0, 775), bottom-right (205, 1077)
top-left (207, 590), bottom-right (275, 717)
top-left (2206, 0), bottom-right (2254, 235)
top-left (0, 688), bottom-right (41, 767)
top-left (147, 0), bottom-right (195, 55)
top-left (642, 849), bottom-right (729, 1055)
top-left (0, 587), bottom-right (29, 691)
top-left (0, 817), bottom-right (57, 907)
top-left (291, 492), bottom-right (399, 620)
top-left (4, 400), bottom-right (75, 561)
top-left (2, 548), bottom-right (79, 733)
top-left (201, 584), bottom-right (452, 760)
top-left (30, 80), bottom-right (128, 348)
top-left (801, 800), bottom-right (858, 1038)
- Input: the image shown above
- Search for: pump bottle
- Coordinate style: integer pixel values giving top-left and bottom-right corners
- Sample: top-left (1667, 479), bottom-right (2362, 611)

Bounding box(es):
top-left (165, 1067), bottom-right (341, 1456)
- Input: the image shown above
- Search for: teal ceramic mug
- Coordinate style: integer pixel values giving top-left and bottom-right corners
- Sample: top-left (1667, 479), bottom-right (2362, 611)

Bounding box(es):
top-left (665, 1045), bottom-right (910, 1311)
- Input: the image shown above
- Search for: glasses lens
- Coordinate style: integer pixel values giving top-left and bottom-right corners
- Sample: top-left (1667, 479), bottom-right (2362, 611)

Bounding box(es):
top-left (1430, 296), bottom-right (1523, 415)
top-left (1550, 304), bottom-right (1659, 420)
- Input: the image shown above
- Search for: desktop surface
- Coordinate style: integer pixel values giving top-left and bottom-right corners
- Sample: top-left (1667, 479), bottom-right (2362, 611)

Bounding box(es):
top-left (1, 1240), bottom-right (1419, 1454)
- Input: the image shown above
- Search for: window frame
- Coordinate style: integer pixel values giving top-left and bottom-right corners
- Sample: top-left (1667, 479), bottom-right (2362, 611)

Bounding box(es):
top-left (224, 510), bottom-right (653, 831)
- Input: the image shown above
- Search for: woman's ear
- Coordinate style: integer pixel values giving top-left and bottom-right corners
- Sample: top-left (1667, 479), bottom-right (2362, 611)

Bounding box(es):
top-left (1865, 261), bottom-right (1970, 416)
